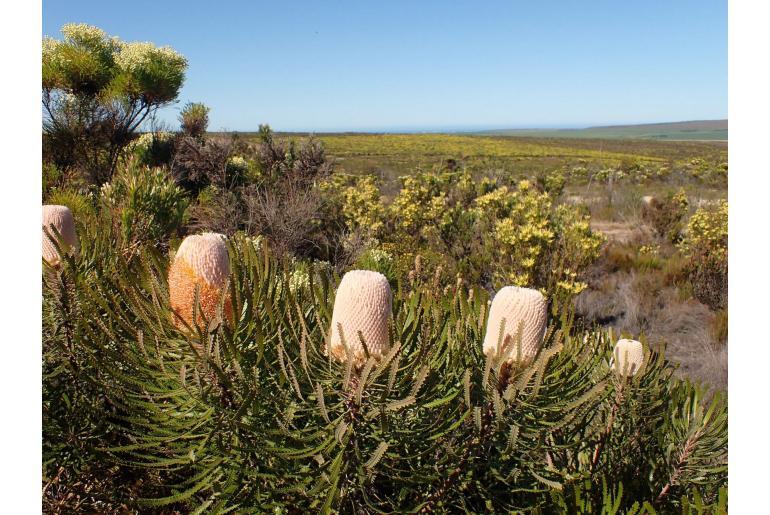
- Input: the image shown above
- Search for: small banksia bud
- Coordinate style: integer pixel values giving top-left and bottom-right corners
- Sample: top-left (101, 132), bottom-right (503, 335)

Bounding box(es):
top-left (611, 338), bottom-right (645, 377)
top-left (483, 286), bottom-right (547, 365)
top-left (168, 233), bottom-right (232, 330)
top-left (42, 205), bottom-right (78, 266)
top-left (328, 270), bottom-right (392, 365)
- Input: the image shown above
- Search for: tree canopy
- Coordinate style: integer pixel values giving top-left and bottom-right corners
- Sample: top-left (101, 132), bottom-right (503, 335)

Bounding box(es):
top-left (42, 23), bottom-right (188, 185)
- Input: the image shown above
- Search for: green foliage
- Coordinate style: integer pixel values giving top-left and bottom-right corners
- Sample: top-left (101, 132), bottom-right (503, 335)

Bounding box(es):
top-left (42, 162), bottom-right (63, 198)
top-left (354, 247), bottom-right (396, 287)
top-left (45, 187), bottom-right (97, 224)
top-left (42, 231), bottom-right (727, 512)
top-left (179, 102), bottom-right (210, 139)
top-left (537, 169), bottom-right (567, 197)
top-left (43, 24), bottom-right (186, 102)
top-left (100, 162), bottom-right (189, 248)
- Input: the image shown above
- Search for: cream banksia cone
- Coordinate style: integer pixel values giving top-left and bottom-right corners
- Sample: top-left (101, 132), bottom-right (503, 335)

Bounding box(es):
top-left (328, 270), bottom-right (392, 365)
top-left (42, 205), bottom-right (78, 267)
top-left (483, 286), bottom-right (547, 366)
top-left (168, 233), bottom-right (232, 330)
top-left (610, 338), bottom-right (645, 377)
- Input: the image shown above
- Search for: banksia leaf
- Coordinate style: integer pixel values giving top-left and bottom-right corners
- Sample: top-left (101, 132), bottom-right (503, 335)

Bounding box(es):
top-left (364, 441), bottom-right (389, 470)
top-left (409, 365), bottom-right (430, 397)
top-left (316, 383), bottom-right (331, 424)
top-left (483, 286), bottom-right (547, 366)
top-left (42, 205), bottom-right (78, 266)
top-left (463, 369), bottom-right (472, 407)
top-left (474, 406), bottom-right (483, 432)
top-left (507, 424), bottom-right (520, 451)
top-left (386, 396), bottom-right (416, 412)
top-left (356, 357), bottom-right (377, 404)
top-left (493, 388), bottom-right (504, 421)
top-left (611, 338), bottom-right (645, 377)
top-left (328, 270), bottom-right (392, 365)
top-left (387, 353), bottom-right (400, 393)
top-left (168, 233), bottom-right (232, 330)
top-left (335, 420), bottom-right (349, 443)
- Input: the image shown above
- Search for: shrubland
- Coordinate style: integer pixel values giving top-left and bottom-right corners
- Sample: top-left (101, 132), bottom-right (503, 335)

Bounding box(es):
top-left (42, 24), bottom-right (727, 513)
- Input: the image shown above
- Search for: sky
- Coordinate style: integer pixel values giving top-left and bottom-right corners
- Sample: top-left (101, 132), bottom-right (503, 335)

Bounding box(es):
top-left (42, 1), bottom-right (727, 132)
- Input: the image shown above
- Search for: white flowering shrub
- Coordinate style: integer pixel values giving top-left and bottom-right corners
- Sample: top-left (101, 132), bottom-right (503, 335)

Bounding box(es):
top-left (42, 23), bottom-right (188, 184)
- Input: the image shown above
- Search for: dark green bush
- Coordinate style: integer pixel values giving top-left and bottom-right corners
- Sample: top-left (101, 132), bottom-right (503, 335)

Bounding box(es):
top-left (179, 101), bottom-right (210, 139)
top-left (42, 233), bottom-right (727, 512)
top-left (643, 189), bottom-right (689, 243)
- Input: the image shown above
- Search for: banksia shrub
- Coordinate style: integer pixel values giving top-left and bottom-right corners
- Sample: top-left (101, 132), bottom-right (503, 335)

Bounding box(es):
top-left (328, 269), bottom-right (391, 365)
top-left (483, 286), bottom-right (547, 365)
top-left (42, 204), bottom-right (77, 266)
top-left (44, 236), bottom-right (728, 512)
top-left (168, 232), bottom-right (232, 330)
top-left (611, 338), bottom-right (645, 377)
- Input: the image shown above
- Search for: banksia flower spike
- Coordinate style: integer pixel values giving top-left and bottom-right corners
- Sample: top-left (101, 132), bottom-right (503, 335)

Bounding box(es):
top-left (483, 286), bottom-right (547, 366)
top-left (42, 205), bottom-right (78, 267)
top-left (328, 270), bottom-right (392, 366)
top-left (610, 338), bottom-right (645, 377)
top-left (168, 233), bottom-right (232, 330)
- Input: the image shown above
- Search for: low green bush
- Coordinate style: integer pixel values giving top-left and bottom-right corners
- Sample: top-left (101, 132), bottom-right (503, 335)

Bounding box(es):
top-left (42, 234), bottom-right (727, 512)
top-left (100, 162), bottom-right (189, 249)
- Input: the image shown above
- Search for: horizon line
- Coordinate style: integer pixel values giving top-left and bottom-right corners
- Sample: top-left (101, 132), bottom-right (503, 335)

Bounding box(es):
top-left (203, 118), bottom-right (728, 135)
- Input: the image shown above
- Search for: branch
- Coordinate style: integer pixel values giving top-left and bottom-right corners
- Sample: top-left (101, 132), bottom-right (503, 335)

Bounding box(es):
top-left (655, 429), bottom-right (702, 506)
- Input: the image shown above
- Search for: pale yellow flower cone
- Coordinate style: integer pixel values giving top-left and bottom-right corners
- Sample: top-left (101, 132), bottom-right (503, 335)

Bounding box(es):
top-left (42, 205), bottom-right (78, 267)
top-left (483, 286), bottom-right (547, 366)
top-left (328, 270), bottom-right (392, 365)
top-left (610, 338), bottom-right (645, 377)
top-left (168, 233), bottom-right (232, 330)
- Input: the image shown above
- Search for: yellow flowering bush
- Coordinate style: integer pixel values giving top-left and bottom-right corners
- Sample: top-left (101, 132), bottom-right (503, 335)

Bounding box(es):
top-left (679, 200), bottom-right (728, 309)
top-left (378, 171), bottom-right (604, 298)
top-left (332, 175), bottom-right (386, 235)
top-left (390, 173), bottom-right (449, 233)
top-left (319, 168), bottom-right (604, 299)
top-left (538, 204), bottom-right (605, 299)
top-left (481, 181), bottom-right (554, 287)
top-left (681, 200), bottom-right (727, 259)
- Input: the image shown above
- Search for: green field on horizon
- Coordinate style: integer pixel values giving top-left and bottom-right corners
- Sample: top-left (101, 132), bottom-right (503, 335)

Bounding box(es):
top-left (474, 120), bottom-right (728, 141)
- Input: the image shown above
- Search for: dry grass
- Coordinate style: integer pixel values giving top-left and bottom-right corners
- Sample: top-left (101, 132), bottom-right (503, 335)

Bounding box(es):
top-left (576, 222), bottom-right (727, 391)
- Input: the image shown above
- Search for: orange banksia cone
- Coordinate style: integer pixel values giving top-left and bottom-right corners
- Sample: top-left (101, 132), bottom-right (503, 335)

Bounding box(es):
top-left (42, 205), bottom-right (78, 267)
top-left (168, 233), bottom-right (232, 330)
top-left (328, 270), bottom-right (392, 365)
top-left (483, 286), bottom-right (547, 366)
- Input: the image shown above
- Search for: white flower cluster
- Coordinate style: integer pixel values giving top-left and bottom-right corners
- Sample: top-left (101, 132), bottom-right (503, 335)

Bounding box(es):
top-left (128, 132), bottom-right (175, 153)
top-left (367, 248), bottom-right (393, 268)
top-left (289, 268), bottom-right (311, 293)
top-left (42, 36), bottom-right (60, 64)
top-left (115, 41), bottom-right (187, 72)
top-left (227, 156), bottom-right (249, 171)
top-left (247, 235), bottom-right (264, 251)
top-left (61, 23), bottom-right (109, 47)
top-left (100, 181), bottom-right (117, 205)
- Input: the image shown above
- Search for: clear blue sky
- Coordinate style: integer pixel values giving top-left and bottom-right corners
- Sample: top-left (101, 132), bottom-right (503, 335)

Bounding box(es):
top-left (43, 1), bottom-right (727, 132)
